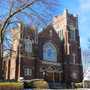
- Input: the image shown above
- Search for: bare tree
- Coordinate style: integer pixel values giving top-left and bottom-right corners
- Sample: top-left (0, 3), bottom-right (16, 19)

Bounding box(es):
top-left (0, 0), bottom-right (59, 79)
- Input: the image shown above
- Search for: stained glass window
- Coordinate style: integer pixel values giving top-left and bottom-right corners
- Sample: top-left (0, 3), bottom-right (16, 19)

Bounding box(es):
top-left (43, 42), bottom-right (57, 61)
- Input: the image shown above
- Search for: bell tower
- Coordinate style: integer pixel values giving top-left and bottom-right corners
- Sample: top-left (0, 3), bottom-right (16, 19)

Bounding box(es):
top-left (53, 9), bottom-right (83, 84)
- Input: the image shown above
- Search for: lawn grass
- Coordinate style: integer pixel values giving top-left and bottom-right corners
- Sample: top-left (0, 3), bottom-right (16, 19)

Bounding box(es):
top-left (0, 82), bottom-right (23, 87)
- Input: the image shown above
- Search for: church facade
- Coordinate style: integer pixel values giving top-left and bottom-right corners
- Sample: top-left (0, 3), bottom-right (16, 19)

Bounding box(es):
top-left (4, 10), bottom-right (83, 86)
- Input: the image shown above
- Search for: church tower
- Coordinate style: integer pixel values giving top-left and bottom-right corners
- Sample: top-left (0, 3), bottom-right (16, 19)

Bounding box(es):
top-left (4, 23), bottom-right (38, 80)
top-left (53, 9), bottom-right (83, 84)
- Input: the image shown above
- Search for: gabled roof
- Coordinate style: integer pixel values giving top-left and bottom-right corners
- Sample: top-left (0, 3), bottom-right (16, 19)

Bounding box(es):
top-left (38, 24), bottom-right (59, 39)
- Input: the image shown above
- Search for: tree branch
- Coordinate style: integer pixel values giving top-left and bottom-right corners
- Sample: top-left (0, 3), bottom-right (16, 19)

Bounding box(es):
top-left (1, 0), bottom-right (38, 33)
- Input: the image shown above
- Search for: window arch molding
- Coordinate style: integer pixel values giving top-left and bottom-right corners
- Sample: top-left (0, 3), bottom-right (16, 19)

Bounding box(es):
top-left (43, 42), bottom-right (57, 61)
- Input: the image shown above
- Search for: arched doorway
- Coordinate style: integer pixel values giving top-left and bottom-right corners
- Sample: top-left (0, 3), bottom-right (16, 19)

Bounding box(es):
top-left (40, 66), bottom-right (62, 82)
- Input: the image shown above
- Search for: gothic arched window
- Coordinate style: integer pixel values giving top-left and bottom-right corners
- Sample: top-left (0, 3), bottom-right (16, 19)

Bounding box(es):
top-left (24, 38), bottom-right (32, 53)
top-left (43, 42), bottom-right (57, 61)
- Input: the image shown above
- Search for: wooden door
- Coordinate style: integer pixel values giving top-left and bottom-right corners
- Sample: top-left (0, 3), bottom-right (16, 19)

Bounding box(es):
top-left (46, 72), bottom-right (53, 81)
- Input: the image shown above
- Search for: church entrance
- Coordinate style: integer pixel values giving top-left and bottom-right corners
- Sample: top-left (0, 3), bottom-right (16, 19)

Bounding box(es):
top-left (45, 71), bottom-right (60, 82)
top-left (41, 66), bottom-right (62, 82)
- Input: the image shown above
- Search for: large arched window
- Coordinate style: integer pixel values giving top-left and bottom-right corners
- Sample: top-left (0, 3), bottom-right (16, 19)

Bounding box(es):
top-left (43, 42), bottom-right (57, 61)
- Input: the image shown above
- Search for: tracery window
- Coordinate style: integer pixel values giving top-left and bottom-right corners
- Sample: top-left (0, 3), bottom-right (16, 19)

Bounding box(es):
top-left (43, 42), bottom-right (57, 61)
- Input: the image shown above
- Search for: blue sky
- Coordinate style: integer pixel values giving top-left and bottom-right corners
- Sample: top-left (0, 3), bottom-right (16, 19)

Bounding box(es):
top-left (59, 0), bottom-right (90, 50)
top-left (0, 0), bottom-right (89, 50)
top-left (0, 1), bottom-right (89, 50)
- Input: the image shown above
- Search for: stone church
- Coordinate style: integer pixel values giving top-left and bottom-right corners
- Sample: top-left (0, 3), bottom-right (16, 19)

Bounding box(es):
top-left (4, 9), bottom-right (83, 86)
